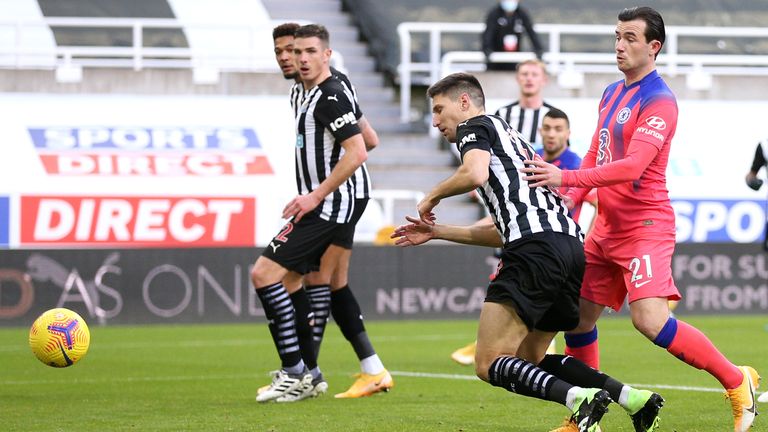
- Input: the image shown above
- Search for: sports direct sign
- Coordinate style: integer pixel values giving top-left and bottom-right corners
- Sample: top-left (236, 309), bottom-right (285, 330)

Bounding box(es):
top-left (20, 195), bottom-right (256, 247)
top-left (30, 127), bottom-right (273, 176)
top-left (673, 199), bottom-right (766, 243)
top-left (0, 94), bottom-right (296, 248)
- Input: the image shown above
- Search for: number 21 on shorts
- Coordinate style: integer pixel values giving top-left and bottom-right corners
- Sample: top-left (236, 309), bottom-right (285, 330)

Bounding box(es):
top-left (629, 254), bottom-right (653, 288)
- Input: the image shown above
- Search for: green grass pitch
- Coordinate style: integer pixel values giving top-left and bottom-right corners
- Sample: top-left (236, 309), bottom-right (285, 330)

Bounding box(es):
top-left (1, 316), bottom-right (766, 431)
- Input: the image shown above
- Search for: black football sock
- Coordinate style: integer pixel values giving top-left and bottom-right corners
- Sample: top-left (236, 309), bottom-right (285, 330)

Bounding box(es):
top-left (488, 356), bottom-right (572, 405)
top-left (305, 284), bottom-right (331, 357)
top-left (289, 289), bottom-right (317, 371)
top-left (538, 354), bottom-right (624, 402)
top-left (256, 283), bottom-right (303, 372)
top-left (331, 285), bottom-right (375, 360)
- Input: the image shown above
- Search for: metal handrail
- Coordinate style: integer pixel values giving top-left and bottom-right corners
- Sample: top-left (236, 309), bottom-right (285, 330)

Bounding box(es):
top-left (0, 17), bottom-right (345, 74)
top-left (398, 21), bottom-right (768, 122)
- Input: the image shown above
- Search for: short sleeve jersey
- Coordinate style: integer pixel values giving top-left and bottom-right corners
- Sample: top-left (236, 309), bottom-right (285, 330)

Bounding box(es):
top-left (456, 114), bottom-right (582, 244)
top-left (291, 67), bottom-right (371, 200)
top-left (589, 70), bottom-right (677, 237)
top-left (293, 76), bottom-right (363, 223)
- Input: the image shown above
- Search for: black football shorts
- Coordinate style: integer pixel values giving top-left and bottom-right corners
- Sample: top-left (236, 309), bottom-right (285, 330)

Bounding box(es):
top-left (262, 210), bottom-right (345, 275)
top-left (330, 198), bottom-right (369, 249)
top-left (485, 231), bottom-right (585, 332)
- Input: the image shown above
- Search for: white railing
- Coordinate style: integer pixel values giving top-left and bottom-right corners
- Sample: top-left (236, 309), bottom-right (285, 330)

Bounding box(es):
top-left (1, 18), bottom-right (272, 71)
top-left (398, 22), bottom-right (768, 122)
top-left (0, 17), bottom-right (346, 82)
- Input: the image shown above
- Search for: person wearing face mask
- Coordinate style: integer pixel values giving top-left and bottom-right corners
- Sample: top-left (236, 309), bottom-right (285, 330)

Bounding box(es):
top-left (481, 0), bottom-right (544, 71)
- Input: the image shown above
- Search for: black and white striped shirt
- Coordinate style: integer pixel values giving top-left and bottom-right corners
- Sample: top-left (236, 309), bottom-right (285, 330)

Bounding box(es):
top-left (292, 76), bottom-right (365, 223)
top-left (456, 114), bottom-right (583, 244)
top-left (494, 101), bottom-right (557, 148)
top-left (290, 67), bottom-right (371, 201)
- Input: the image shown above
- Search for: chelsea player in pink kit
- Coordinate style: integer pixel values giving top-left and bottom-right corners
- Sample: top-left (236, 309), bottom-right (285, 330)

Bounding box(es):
top-left (522, 7), bottom-right (760, 432)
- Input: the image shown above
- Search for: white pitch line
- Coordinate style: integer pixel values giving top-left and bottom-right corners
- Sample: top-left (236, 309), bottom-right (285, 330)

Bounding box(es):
top-left (1, 373), bottom-right (259, 386)
top-left (391, 370), bottom-right (479, 381)
top-left (2, 369), bottom-right (767, 399)
top-left (389, 370), bottom-right (762, 395)
top-left (0, 334), bottom-right (473, 353)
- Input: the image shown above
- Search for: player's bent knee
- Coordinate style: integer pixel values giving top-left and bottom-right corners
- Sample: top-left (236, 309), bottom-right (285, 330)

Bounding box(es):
top-left (631, 316), bottom-right (665, 340)
top-left (250, 258), bottom-right (283, 288)
top-left (474, 362), bottom-right (490, 382)
top-left (474, 354), bottom-right (494, 382)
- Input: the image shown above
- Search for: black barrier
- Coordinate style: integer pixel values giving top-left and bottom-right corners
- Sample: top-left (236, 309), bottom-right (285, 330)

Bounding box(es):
top-left (0, 243), bottom-right (765, 326)
top-left (671, 243), bottom-right (768, 314)
top-left (0, 248), bottom-right (265, 326)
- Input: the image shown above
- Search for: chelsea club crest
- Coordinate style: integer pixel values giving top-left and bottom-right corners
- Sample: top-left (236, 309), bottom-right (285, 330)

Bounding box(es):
top-left (616, 107), bottom-right (632, 124)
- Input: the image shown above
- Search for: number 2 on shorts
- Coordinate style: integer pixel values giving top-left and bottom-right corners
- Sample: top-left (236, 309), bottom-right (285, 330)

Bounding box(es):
top-left (275, 222), bottom-right (294, 243)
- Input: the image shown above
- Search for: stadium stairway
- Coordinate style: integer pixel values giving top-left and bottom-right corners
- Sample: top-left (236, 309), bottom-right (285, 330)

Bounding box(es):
top-left (261, 0), bottom-right (403, 134)
top-left (262, 0), bottom-right (482, 226)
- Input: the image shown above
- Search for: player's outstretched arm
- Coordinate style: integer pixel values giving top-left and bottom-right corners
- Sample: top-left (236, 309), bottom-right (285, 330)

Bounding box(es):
top-left (392, 215), bottom-right (502, 248)
top-left (522, 140), bottom-right (660, 189)
top-left (391, 215), bottom-right (435, 247)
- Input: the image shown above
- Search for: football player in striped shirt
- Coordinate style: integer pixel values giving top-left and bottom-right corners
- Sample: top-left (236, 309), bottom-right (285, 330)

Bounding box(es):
top-left (254, 23), bottom-right (391, 403)
top-left (395, 71), bottom-right (663, 432)
top-left (451, 59), bottom-right (561, 364)
top-left (522, 7), bottom-right (760, 431)
top-left (449, 107), bottom-right (593, 367)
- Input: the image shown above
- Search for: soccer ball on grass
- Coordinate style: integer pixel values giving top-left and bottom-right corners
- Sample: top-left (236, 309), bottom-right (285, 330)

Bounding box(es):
top-left (29, 308), bottom-right (90, 368)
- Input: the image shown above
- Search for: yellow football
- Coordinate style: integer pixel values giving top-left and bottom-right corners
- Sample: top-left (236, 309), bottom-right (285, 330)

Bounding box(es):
top-left (29, 308), bottom-right (90, 368)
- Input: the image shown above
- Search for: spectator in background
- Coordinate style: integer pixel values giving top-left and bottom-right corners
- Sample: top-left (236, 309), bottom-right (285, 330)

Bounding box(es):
top-left (495, 59), bottom-right (555, 150)
top-left (745, 139), bottom-right (767, 251)
top-left (482, 0), bottom-right (544, 71)
top-left (537, 108), bottom-right (597, 225)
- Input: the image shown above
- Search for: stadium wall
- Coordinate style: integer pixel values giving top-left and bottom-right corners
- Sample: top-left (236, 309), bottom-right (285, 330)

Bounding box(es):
top-left (0, 243), bottom-right (765, 327)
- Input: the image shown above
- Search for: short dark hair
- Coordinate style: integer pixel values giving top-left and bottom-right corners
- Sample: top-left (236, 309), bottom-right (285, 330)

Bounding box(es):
top-left (272, 22), bottom-right (300, 41)
top-left (295, 24), bottom-right (330, 47)
top-left (426, 72), bottom-right (485, 109)
top-left (543, 107), bottom-right (570, 127)
top-left (618, 6), bottom-right (666, 58)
